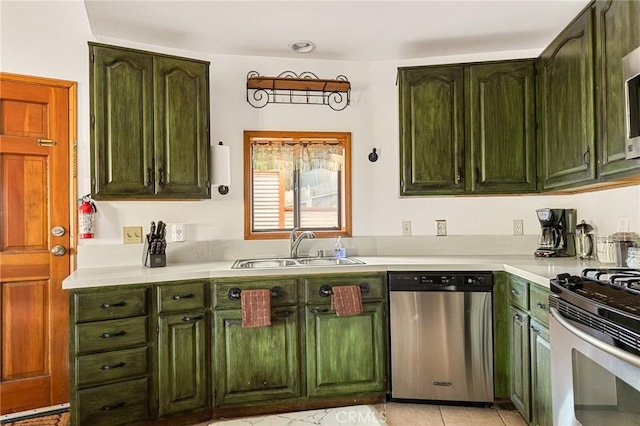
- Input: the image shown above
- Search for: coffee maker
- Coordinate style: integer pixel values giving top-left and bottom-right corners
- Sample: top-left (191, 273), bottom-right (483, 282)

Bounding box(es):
top-left (534, 208), bottom-right (577, 257)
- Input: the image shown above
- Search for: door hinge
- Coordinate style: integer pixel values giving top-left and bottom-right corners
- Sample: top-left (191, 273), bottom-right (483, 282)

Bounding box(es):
top-left (156, 326), bottom-right (159, 334)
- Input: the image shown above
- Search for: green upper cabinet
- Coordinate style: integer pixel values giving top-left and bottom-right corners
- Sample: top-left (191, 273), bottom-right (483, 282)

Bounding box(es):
top-left (90, 43), bottom-right (210, 200)
top-left (595, 0), bottom-right (640, 179)
top-left (538, 8), bottom-right (596, 190)
top-left (467, 61), bottom-right (537, 193)
top-left (399, 60), bottom-right (537, 195)
top-left (399, 66), bottom-right (465, 195)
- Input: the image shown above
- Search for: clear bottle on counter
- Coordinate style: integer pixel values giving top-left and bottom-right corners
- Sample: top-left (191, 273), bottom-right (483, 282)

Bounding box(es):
top-left (596, 235), bottom-right (616, 264)
top-left (334, 236), bottom-right (346, 258)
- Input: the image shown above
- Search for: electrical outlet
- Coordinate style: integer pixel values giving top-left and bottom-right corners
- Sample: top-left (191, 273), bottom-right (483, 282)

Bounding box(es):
top-left (513, 219), bottom-right (524, 235)
top-left (123, 226), bottom-right (143, 244)
top-left (436, 220), bottom-right (447, 236)
top-left (171, 224), bottom-right (186, 242)
top-left (617, 216), bottom-right (629, 232)
top-left (402, 221), bottom-right (412, 236)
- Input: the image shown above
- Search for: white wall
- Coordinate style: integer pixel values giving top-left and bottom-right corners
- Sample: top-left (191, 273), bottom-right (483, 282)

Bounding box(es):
top-left (2, 1), bottom-right (639, 250)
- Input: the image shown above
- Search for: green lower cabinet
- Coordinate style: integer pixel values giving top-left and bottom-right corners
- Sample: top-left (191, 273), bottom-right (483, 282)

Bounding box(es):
top-left (509, 306), bottom-right (530, 421)
top-left (530, 320), bottom-right (552, 426)
top-left (157, 311), bottom-right (209, 416)
top-left (306, 302), bottom-right (385, 397)
top-left (214, 306), bottom-right (302, 406)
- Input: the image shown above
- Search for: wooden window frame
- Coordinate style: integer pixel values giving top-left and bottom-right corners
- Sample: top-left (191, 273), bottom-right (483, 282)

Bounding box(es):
top-left (243, 130), bottom-right (352, 240)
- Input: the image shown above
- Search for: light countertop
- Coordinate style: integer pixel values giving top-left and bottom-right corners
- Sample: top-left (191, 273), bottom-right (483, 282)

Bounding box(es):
top-left (62, 255), bottom-right (603, 290)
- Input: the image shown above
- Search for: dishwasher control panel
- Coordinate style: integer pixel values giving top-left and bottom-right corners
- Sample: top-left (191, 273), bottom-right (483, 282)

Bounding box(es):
top-left (388, 271), bottom-right (493, 292)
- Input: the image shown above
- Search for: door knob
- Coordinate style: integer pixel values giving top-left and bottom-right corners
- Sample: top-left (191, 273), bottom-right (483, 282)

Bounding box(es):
top-left (51, 245), bottom-right (66, 256)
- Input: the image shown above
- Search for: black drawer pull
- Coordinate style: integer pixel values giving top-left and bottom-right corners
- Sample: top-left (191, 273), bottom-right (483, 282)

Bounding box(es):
top-left (274, 310), bottom-right (293, 317)
top-left (227, 286), bottom-right (283, 301)
top-left (99, 362), bottom-right (126, 371)
top-left (100, 401), bottom-right (126, 411)
top-left (182, 315), bottom-right (204, 322)
top-left (318, 282), bottom-right (370, 297)
top-left (100, 331), bottom-right (127, 339)
top-left (511, 288), bottom-right (521, 296)
top-left (530, 325), bottom-right (541, 335)
top-left (514, 313), bottom-right (525, 322)
top-left (100, 301), bottom-right (126, 309)
top-left (310, 307), bottom-right (331, 314)
top-left (536, 302), bottom-right (548, 311)
top-left (171, 293), bottom-right (194, 300)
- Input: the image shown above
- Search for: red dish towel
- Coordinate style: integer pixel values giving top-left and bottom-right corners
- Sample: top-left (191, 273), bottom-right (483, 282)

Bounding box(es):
top-left (241, 289), bottom-right (271, 328)
top-left (331, 285), bottom-right (363, 317)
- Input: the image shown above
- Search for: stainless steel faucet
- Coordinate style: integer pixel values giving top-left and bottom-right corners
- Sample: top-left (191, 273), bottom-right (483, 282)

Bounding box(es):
top-left (290, 227), bottom-right (316, 258)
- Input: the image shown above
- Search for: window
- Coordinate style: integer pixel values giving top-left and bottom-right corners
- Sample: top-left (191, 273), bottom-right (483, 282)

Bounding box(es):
top-left (244, 131), bottom-right (352, 240)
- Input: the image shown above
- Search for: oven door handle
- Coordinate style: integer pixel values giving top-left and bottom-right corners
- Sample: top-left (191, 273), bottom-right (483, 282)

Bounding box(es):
top-left (550, 307), bottom-right (640, 368)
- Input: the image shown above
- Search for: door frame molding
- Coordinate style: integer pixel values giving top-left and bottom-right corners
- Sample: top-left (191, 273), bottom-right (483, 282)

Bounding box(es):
top-left (0, 72), bottom-right (78, 268)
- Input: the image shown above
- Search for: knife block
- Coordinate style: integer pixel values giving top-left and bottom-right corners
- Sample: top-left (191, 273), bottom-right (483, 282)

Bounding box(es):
top-left (142, 242), bottom-right (166, 268)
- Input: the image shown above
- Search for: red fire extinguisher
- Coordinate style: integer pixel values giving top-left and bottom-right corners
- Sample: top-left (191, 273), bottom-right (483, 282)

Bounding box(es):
top-left (78, 194), bottom-right (97, 239)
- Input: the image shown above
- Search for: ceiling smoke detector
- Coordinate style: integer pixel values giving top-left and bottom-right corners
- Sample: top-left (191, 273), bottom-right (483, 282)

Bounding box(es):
top-left (289, 40), bottom-right (316, 53)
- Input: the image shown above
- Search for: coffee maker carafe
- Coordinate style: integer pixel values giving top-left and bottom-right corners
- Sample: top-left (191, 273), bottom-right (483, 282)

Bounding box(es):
top-left (534, 208), bottom-right (576, 257)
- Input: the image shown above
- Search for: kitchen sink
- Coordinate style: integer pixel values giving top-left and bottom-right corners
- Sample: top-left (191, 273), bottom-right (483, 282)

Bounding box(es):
top-left (231, 256), bottom-right (364, 269)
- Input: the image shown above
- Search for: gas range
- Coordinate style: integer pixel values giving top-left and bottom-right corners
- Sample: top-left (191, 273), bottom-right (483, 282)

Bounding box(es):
top-left (550, 267), bottom-right (640, 356)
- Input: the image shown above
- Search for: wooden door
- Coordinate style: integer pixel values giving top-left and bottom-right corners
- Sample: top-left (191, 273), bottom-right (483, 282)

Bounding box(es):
top-left (158, 312), bottom-right (208, 416)
top-left (595, 0), bottom-right (640, 178)
top-left (306, 302), bottom-right (385, 397)
top-left (538, 9), bottom-right (596, 190)
top-left (509, 306), bottom-right (531, 422)
top-left (467, 61), bottom-right (537, 193)
top-left (154, 56), bottom-right (210, 198)
top-left (0, 73), bottom-right (75, 413)
top-left (530, 320), bottom-right (552, 426)
top-left (398, 66), bottom-right (465, 195)
top-left (213, 307), bottom-right (300, 407)
top-left (90, 43), bottom-right (154, 199)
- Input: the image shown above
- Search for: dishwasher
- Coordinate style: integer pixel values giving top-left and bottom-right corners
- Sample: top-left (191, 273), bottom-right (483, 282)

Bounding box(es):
top-left (388, 271), bottom-right (494, 403)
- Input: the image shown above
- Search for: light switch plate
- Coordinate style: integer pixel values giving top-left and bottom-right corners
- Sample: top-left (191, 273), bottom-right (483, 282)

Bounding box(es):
top-left (123, 226), bottom-right (143, 244)
top-left (402, 221), bottom-right (412, 236)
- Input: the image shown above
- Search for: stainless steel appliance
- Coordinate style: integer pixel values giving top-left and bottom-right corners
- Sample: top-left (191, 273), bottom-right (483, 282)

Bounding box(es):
top-left (549, 269), bottom-right (640, 425)
top-left (534, 208), bottom-right (576, 257)
top-left (624, 46), bottom-right (640, 159)
top-left (388, 271), bottom-right (493, 403)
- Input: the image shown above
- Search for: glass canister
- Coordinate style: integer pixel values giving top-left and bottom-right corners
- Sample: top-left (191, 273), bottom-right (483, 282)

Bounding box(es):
top-left (595, 235), bottom-right (616, 264)
top-left (613, 232), bottom-right (639, 267)
top-left (626, 246), bottom-right (640, 268)
top-left (575, 220), bottom-right (595, 260)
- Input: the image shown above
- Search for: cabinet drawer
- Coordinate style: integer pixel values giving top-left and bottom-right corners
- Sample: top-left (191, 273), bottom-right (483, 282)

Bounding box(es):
top-left (509, 277), bottom-right (529, 310)
top-left (305, 273), bottom-right (386, 305)
top-left (76, 347), bottom-right (148, 388)
top-left (529, 285), bottom-right (551, 325)
top-left (75, 316), bottom-right (148, 354)
top-left (213, 278), bottom-right (298, 309)
top-left (74, 287), bottom-right (148, 323)
top-left (157, 281), bottom-right (206, 313)
top-left (76, 377), bottom-right (149, 426)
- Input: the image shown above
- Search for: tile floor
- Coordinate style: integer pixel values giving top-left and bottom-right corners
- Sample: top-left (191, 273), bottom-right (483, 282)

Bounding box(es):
top-left (199, 402), bottom-right (528, 426)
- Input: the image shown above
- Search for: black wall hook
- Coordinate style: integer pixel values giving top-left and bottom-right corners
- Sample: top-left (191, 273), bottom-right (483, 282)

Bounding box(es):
top-left (368, 148), bottom-right (378, 162)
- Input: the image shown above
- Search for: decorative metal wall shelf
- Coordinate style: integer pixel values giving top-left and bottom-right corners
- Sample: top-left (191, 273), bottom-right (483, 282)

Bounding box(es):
top-left (246, 71), bottom-right (350, 111)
